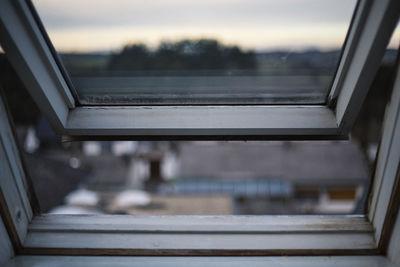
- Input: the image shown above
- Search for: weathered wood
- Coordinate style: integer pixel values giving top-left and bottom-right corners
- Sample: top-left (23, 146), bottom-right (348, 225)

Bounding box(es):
top-left (368, 52), bottom-right (400, 245)
top-left (5, 256), bottom-right (395, 267)
top-left (0, 94), bottom-right (33, 246)
top-left (0, 0), bottom-right (72, 132)
top-left (30, 214), bottom-right (372, 233)
top-left (25, 215), bottom-right (375, 252)
top-left (66, 105), bottom-right (339, 137)
top-left (378, 165), bottom-right (400, 252)
top-left (387, 202), bottom-right (400, 266)
top-left (0, 217), bottom-right (13, 266)
top-left (334, 0), bottom-right (399, 133)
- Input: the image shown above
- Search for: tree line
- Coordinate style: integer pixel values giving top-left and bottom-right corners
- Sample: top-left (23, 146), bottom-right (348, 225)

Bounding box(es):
top-left (108, 39), bottom-right (257, 71)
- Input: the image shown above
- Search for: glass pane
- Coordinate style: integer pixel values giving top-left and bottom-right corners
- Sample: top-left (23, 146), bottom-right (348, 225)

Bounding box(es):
top-left (33, 0), bottom-right (357, 105)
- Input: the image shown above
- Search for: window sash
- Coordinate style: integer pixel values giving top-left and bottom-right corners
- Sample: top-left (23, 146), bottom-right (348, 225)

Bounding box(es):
top-left (63, 105), bottom-right (340, 139)
top-left (0, 0), bottom-right (398, 139)
top-left (0, 93), bottom-right (33, 246)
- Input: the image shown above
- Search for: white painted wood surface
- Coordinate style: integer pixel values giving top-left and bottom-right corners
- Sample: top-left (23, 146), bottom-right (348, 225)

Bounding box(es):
top-left (334, 0), bottom-right (399, 134)
top-left (0, 217), bottom-right (14, 266)
top-left (24, 232), bottom-right (376, 250)
top-left (25, 215), bottom-right (375, 250)
top-left (4, 256), bottom-right (396, 267)
top-left (0, 0), bottom-right (72, 132)
top-left (66, 105), bottom-right (339, 137)
top-left (328, 0), bottom-right (369, 102)
top-left (30, 214), bottom-right (372, 232)
top-left (0, 96), bottom-right (33, 244)
top-left (368, 54), bottom-right (400, 244)
top-left (388, 210), bottom-right (400, 266)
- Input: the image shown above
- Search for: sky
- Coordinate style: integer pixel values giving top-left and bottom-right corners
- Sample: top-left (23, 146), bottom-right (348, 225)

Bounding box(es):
top-left (32, 0), bottom-right (399, 53)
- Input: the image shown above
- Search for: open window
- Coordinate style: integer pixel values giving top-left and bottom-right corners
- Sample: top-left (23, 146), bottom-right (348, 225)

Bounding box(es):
top-left (0, 0), bottom-right (398, 139)
top-left (0, 0), bottom-right (400, 262)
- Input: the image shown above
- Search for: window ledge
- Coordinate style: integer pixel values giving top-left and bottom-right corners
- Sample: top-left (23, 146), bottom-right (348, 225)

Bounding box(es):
top-left (23, 214), bottom-right (376, 254)
top-left (5, 256), bottom-right (396, 267)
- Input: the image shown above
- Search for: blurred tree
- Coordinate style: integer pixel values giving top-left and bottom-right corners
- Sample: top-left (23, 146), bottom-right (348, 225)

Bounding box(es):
top-left (108, 44), bottom-right (152, 71)
top-left (107, 39), bottom-right (257, 72)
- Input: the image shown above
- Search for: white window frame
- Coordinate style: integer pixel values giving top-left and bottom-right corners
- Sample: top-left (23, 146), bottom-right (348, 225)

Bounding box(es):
top-left (0, 0), bottom-right (400, 259)
top-left (0, 57), bottom-right (400, 255)
top-left (0, 0), bottom-right (398, 139)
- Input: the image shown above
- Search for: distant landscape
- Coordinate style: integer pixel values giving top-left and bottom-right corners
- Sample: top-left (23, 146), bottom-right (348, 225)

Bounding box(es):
top-left (60, 39), bottom-right (341, 77)
top-left (51, 39), bottom-right (397, 105)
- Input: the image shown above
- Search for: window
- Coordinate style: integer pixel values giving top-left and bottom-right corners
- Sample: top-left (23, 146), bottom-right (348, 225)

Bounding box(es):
top-left (0, 0), bottom-right (400, 262)
top-left (0, 0), bottom-right (398, 139)
top-left (33, 0), bottom-right (356, 106)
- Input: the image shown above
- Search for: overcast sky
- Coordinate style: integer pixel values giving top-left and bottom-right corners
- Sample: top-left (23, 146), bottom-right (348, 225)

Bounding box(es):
top-left (32, 0), bottom-right (398, 53)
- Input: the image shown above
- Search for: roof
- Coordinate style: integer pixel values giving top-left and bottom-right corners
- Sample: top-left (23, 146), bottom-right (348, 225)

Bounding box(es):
top-left (178, 141), bottom-right (370, 185)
